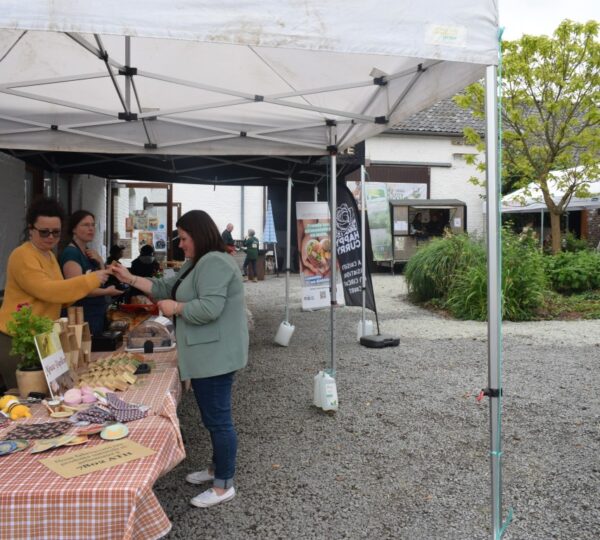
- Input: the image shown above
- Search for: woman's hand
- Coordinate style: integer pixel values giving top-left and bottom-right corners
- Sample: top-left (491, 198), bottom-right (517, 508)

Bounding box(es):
top-left (111, 263), bottom-right (134, 284)
top-left (94, 268), bottom-right (112, 285)
top-left (85, 248), bottom-right (104, 266)
top-left (103, 285), bottom-right (124, 297)
top-left (157, 299), bottom-right (179, 317)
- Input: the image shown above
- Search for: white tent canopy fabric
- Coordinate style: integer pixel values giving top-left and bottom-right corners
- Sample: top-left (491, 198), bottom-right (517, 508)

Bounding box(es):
top-left (502, 179), bottom-right (600, 213)
top-left (0, 1), bottom-right (497, 156)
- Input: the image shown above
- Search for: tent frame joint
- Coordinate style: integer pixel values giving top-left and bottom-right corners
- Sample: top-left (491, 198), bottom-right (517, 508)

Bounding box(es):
top-left (482, 387), bottom-right (502, 398)
top-left (374, 116), bottom-right (388, 125)
top-left (118, 112), bottom-right (138, 121)
top-left (373, 76), bottom-right (387, 86)
top-left (119, 66), bottom-right (137, 76)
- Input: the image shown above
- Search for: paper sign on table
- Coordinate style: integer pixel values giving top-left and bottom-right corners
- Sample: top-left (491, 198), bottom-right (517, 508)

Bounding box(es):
top-left (39, 439), bottom-right (156, 478)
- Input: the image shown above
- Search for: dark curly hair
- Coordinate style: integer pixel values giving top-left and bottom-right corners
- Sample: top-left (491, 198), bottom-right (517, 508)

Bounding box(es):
top-left (176, 210), bottom-right (226, 263)
top-left (24, 197), bottom-right (65, 240)
top-left (26, 196), bottom-right (65, 227)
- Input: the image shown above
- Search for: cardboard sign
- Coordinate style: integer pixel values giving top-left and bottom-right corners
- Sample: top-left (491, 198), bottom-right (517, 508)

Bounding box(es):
top-left (40, 439), bottom-right (156, 478)
top-left (34, 330), bottom-right (76, 399)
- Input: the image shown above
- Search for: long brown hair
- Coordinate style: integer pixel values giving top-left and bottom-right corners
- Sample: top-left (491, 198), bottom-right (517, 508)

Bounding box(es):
top-left (176, 210), bottom-right (226, 264)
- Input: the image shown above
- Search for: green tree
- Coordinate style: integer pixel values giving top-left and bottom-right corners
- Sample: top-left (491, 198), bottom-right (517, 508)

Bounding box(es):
top-left (456, 20), bottom-right (599, 253)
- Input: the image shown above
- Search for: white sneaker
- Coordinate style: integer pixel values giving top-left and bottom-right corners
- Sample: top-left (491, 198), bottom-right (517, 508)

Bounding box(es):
top-left (190, 487), bottom-right (235, 508)
top-left (186, 469), bottom-right (215, 485)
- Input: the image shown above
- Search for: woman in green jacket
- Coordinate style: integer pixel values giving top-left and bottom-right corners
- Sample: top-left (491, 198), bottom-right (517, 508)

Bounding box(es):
top-left (112, 210), bottom-right (248, 508)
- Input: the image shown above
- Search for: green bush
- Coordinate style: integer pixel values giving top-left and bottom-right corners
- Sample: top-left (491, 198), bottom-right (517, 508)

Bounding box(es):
top-left (404, 234), bottom-right (484, 301)
top-left (405, 229), bottom-right (547, 321)
top-left (446, 229), bottom-right (546, 321)
top-left (562, 232), bottom-right (590, 252)
top-left (543, 250), bottom-right (600, 293)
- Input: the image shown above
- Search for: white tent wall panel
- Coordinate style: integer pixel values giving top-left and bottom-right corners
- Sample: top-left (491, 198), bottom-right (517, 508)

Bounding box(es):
top-left (365, 134), bottom-right (486, 234)
top-left (0, 153), bottom-right (26, 290)
top-left (1, 1), bottom-right (498, 62)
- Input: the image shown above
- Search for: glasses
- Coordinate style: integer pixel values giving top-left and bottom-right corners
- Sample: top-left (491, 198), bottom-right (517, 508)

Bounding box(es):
top-left (32, 227), bottom-right (61, 238)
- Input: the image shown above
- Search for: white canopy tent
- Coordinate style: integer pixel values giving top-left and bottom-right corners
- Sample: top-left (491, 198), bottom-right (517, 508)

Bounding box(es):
top-left (0, 2), bottom-right (507, 537)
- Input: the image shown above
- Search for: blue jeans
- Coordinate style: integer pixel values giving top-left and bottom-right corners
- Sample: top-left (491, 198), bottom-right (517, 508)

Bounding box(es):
top-left (191, 372), bottom-right (237, 489)
top-left (243, 257), bottom-right (256, 278)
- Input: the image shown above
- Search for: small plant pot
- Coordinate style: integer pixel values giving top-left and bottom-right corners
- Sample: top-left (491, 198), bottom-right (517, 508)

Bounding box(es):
top-left (16, 368), bottom-right (48, 399)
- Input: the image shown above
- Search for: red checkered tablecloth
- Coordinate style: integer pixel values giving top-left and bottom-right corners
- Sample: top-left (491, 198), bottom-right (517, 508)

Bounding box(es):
top-left (0, 349), bottom-right (185, 540)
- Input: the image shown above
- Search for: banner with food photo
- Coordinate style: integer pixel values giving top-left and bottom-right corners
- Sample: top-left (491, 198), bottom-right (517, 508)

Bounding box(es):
top-left (296, 202), bottom-right (344, 311)
top-left (336, 183), bottom-right (377, 312)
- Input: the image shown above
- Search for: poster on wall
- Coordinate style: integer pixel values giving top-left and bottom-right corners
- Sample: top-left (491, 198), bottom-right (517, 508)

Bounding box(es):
top-left (34, 331), bottom-right (76, 399)
top-left (364, 182), bottom-right (393, 261)
top-left (153, 231), bottom-right (167, 251)
top-left (296, 202), bottom-right (344, 311)
top-left (387, 183), bottom-right (428, 200)
top-left (138, 231), bottom-right (154, 250)
top-left (132, 210), bottom-right (148, 230)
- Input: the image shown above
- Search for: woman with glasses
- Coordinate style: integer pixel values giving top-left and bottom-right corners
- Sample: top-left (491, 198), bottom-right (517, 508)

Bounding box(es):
top-left (59, 210), bottom-right (123, 336)
top-left (0, 198), bottom-right (112, 390)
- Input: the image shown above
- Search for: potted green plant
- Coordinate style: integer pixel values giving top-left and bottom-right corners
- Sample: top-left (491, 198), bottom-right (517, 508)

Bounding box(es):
top-left (6, 303), bottom-right (54, 398)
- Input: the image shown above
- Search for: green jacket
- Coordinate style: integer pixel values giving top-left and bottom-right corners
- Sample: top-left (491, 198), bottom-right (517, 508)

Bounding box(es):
top-left (151, 251), bottom-right (248, 380)
top-left (243, 236), bottom-right (260, 260)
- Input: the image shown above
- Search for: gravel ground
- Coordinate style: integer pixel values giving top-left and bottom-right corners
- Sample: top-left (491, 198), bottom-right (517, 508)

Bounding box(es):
top-left (156, 274), bottom-right (600, 540)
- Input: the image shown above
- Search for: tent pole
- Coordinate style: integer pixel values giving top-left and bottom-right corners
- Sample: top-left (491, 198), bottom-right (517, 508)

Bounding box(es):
top-left (485, 64), bottom-right (505, 540)
top-left (125, 36), bottom-right (131, 111)
top-left (360, 165), bottom-right (366, 334)
top-left (329, 130), bottom-right (338, 374)
top-left (285, 176), bottom-right (292, 323)
top-left (314, 185), bottom-right (318, 202)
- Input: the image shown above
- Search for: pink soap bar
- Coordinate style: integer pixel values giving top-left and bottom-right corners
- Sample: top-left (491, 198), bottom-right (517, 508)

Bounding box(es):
top-left (64, 388), bottom-right (82, 406)
top-left (81, 393), bottom-right (97, 403)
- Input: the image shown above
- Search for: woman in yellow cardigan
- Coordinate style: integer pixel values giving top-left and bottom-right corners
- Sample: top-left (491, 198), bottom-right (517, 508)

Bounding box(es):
top-left (0, 198), bottom-right (111, 390)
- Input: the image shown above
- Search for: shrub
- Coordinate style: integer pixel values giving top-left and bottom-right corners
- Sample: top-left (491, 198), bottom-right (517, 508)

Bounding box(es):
top-left (404, 234), bottom-right (484, 301)
top-left (446, 229), bottom-right (546, 321)
top-left (543, 250), bottom-right (600, 293)
top-left (562, 232), bottom-right (590, 252)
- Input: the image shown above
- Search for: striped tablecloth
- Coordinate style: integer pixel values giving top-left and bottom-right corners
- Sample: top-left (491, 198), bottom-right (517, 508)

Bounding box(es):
top-left (0, 349), bottom-right (185, 540)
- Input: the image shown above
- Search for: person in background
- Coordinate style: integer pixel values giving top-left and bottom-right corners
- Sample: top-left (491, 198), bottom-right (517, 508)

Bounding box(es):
top-left (426, 211), bottom-right (445, 237)
top-left (0, 198), bottom-right (111, 389)
top-left (129, 244), bottom-right (161, 298)
top-left (106, 244), bottom-right (124, 265)
top-left (131, 244), bottom-right (160, 277)
top-left (411, 212), bottom-right (425, 237)
top-left (60, 211), bottom-right (123, 336)
top-left (242, 229), bottom-right (260, 282)
top-left (221, 223), bottom-right (236, 255)
top-left (111, 209), bottom-right (248, 508)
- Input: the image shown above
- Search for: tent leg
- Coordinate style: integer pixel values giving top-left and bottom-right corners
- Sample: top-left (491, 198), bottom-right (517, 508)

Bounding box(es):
top-left (485, 64), bottom-right (509, 540)
top-left (329, 149), bottom-right (337, 374)
top-left (285, 177), bottom-right (292, 323)
top-left (360, 164), bottom-right (366, 335)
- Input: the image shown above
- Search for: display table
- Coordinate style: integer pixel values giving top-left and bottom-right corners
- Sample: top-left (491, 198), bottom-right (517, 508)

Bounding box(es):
top-left (0, 349), bottom-right (184, 540)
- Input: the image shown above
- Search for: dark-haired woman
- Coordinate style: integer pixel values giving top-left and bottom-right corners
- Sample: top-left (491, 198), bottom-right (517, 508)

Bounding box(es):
top-left (60, 210), bottom-right (123, 336)
top-left (0, 198), bottom-right (112, 389)
top-left (112, 210), bottom-right (248, 508)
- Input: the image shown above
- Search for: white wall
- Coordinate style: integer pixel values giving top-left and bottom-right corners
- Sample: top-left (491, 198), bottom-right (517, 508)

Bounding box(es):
top-left (365, 134), bottom-right (486, 235)
top-left (70, 175), bottom-right (108, 257)
top-left (0, 153), bottom-right (27, 290)
top-left (173, 183), bottom-right (265, 242)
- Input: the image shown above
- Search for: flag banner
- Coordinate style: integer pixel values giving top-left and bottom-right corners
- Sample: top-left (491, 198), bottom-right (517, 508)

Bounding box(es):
top-left (364, 182), bottom-right (393, 261)
top-left (296, 201), bottom-right (344, 311)
top-left (336, 183), bottom-right (377, 313)
top-left (263, 200), bottom-right (278, 244)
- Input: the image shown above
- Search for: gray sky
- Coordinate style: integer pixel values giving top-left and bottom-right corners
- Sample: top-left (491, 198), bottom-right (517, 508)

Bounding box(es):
top-left (499, 0), bottom-right (600, 40)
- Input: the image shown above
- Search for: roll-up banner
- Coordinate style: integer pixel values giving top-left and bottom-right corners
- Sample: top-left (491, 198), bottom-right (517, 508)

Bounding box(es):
top-left (336, 183), bottom-right (377, 312)
top-left (296, 202), bottom-right (344, 311)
